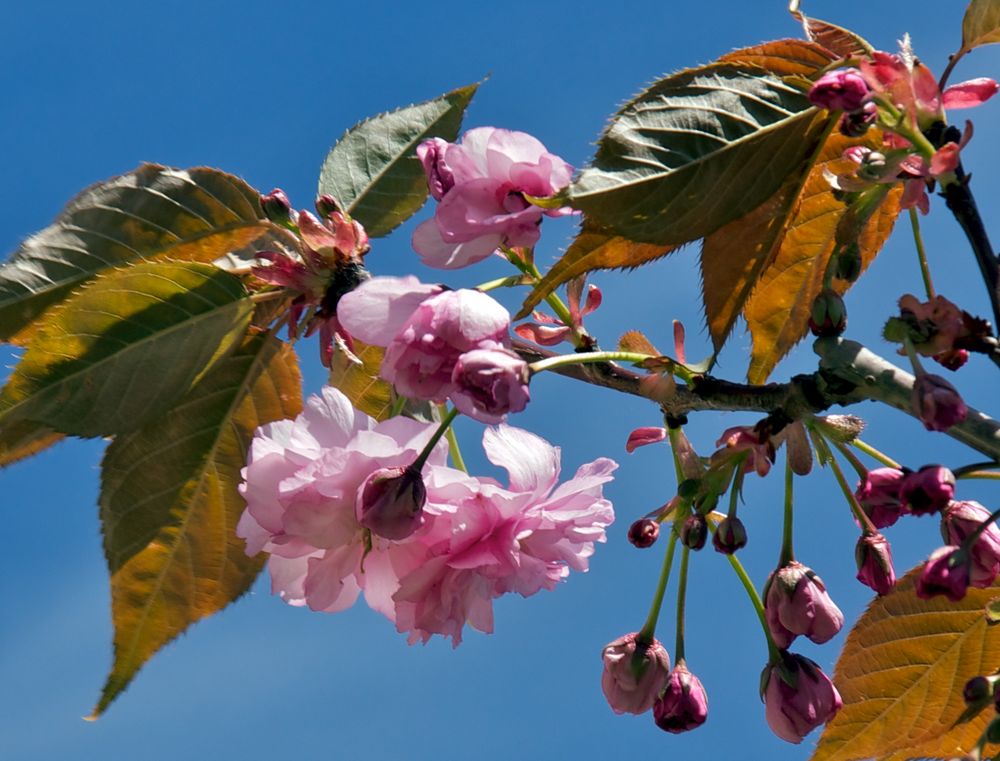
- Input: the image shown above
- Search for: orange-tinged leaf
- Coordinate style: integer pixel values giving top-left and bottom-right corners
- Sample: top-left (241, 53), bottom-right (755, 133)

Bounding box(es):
top-left (330, 340), bottom-right (395, 421)
top-left (788, 2), bottom-right (874, 58)
top-left (810, 567), bottom-right (1000, 761)
top-left (618, 330), bottom-right (661, 356)
top-left (719, 37), bottom-right (838, 75)
top-left (0, 419), bottom-right (63, 468)
top-left (92, 331), bottom-right (302, 717)
top-left (739, 132), bottom-right (901, 383)
top-left (516, 221), bottom-right (674, 320)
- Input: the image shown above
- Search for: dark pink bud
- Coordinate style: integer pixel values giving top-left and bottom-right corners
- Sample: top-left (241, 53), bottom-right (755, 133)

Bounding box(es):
top-left (260, 188), bottom-right (292, 223)
top-left (628, 519), bottom-right (660, 548)
top-left (600, 633), bottom-right (671, 715)
top-left (808, 288), bottom-right (847, 337)
top-left (838, 100), bottom-right (878, 137)
top-left (900, 465), bottom-right (955, 515)
top-left (355, 466), bottom-right (426, 540)
top-left (764, 561), bottom-right (844, 649)
top-left (809, 68), bottom-right (871, 112)
top-left (855, 532), bottom-right (896, 596)
top-left (941, 501), bottom-right (1000, 588)
top-left (681, 514), bottom-right (708, 550)
top-left (712, 515), bottom-right (747, 554)
top-left (934, 347), bottom-right (969, 371)
top-left (912, 373), bottom-right (968, 431)
top-left (915, 545), bottom-right (970, 601)
top-left (653, 663), bottom-right (709, 733)
top-left (315, 193), bottom-right (343, 219)
top-left (855, 467), bottom-right (907, 528)
top-left (416, 137), bottom-right (456, 201)
top-left (450, 347), bottom-right (530, 423)
top-left (762, 653), bottom-right (842, 744)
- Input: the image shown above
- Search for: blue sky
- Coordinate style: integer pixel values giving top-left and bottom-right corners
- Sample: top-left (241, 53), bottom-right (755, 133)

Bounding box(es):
top-left (3, 2), bottom-right (1000, 759)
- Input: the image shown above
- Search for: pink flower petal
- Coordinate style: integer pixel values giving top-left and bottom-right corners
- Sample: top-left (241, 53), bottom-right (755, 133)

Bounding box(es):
top-left (336, 275), bottom-right (442, 345)
top-left (625, 426), bottom-right (668, 453)
top-left (483, 424), bottom-right (560, 495)
top-left (942, 77), bottom-right (999, 109)
top-left (411, 217), bottom-right (503, 269)
top-left (930, 142), bottom-right (961, 177)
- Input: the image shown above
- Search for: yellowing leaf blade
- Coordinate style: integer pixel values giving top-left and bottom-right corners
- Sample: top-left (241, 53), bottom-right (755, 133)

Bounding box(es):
top-left (330, 340), bottom-right (395, 421)
top-left (92, 332), bottom-right (302, 716)
top-left (963, 0), bottom-right (1000, 52)
top-left (811, 567), bottom-right (1000, 761)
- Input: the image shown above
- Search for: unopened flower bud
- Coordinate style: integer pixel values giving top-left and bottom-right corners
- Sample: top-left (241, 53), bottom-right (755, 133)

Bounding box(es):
top-left (900, 465), bottom-right (955, 515)
top-left (808, 68), bottom-right (871, 112)
top-left (762, 653), bottom-right (842, 744)
top-left (653, 663), bottom-right (709, 733)
top-left (941, 501), bottom-right (1000, 588)
top-left (838, 101), bottom-right (878, 137)
top-left (681, 514), bottom-right (708, 550)
top-left (764, 561), bottom-right (844, 648)
top-left (315, 193), bottom-right (344, 219)
top-left (450, 347), bottom-right (530, 423)
top-left (964, 675), bottom-right (992, 706)
top-left (355, 465), bottom-right (426, 540)
top-left (835, 242), bottom-right (862, 283)
top-left (260, 188), bottom-right (292, 223)
top-left (712, 515), bottom-right (748, 554)
top-left (628, 518), bottom-right (660, 548)
top-left (856, 467), bottom-right (907, 528)
top-left (855, 532), bottom-right (896, 596)
top-left (600, 633), bottom-right (671, 715)
top-left (915, 545), bottom-right (970, 601)
top-left (912, 373), bottom-right (967, 432)
top-left (809, 289), bottom-right (847, 337)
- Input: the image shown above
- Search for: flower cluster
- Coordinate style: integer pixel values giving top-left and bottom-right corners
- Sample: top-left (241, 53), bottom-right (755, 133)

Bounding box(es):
top-left (238, 386), bottom-right (616, 645)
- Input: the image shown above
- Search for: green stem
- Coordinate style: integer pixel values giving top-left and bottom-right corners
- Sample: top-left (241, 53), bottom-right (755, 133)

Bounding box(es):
top-left (667, 426), bottom-right (686, 485)
top-left (957, 470), bottom-right (1000, 481)
top-left (851, 438), bottom-right (902, 469)
top-left (833, 439), bottom-right (869, 480)
top-left (435, 404), bottom-right (468, 473)
top-left (779, 457), bottom-right (795, 566)
top-left (474, 274), bottom-right (526, 292)
top-left (909, 208), bottom-right (936, 299)
top-left (708, 515), bottom-right (779, 661)
top-left (675, 546), bottom-right (690, 662)
top-left (529, 351), bottom-right (652, 375)
top-left (389, 394), bottom-right (407, 418)
top-left (412, 408), bottom-right (459, 472)
top-left (506, 248), bottom-right (587, 349)
top-left (728, 468), bottom-right (744, 517)
top-left (828, 444), bottom-right (879, 534)
top-left (638, 531), bottom-right (678, 645)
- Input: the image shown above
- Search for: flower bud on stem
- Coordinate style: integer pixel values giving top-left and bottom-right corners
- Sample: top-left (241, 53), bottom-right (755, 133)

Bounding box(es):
top-left (780, 456), bottom-right (796, 567)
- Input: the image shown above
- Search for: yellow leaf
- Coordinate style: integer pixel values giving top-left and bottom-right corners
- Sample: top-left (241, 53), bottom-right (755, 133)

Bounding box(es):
top-left (92, 332), bottom-right (302, 717)
top-left (618, 330), bottom-right (661, 356)
top-left (963, 0), bottom-right (1000, 52)
top-left (738, 132), bottom-right (901, 384)
top-left (516, 221), bottom-right (674, 320)
top-left (329, 340), bottom-right (395, 421)
top-left (811, 566), bottom-right (1000, 761)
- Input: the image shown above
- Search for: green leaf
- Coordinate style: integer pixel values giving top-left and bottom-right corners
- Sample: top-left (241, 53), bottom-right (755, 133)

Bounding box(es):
top-left (811, 567), bottom-right (1000, 761)
top-left (963, 0), bottom-right (1000, 52)
top-left (92, 330), bottom-right (302, 717)
top-left (0, 164), bottom-right (287, 344)
top-left (0, 261), bottom-right (252, 437)
top-left (515, 220), bottom-right (675, 319)
top-left (318, 83), bottom-right (479, 238)
top-left (329, 340), bottom-right (395, 421)
top-left (568, 62), bottom-right (833, 245)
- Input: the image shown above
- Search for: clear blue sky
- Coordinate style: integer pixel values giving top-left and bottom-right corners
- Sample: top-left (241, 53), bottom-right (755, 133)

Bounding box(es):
top-left (3, 2), bottom-right (1000, 759)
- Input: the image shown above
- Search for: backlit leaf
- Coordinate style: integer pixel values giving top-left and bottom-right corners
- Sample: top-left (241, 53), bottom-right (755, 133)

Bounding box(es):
top-left (0, 164), bottom-right (280, 343)
top-left (0, 419), bottom-right (63, 468)
top-left (568, 61), bottom-right (832, 245)
top-left (810, 567), bottom-right (1000, 761)
top-left (719, 38), bottom-right (840, 75)
top-left (92, 331), bottom-right (302, 717)
top-left (0, 261), bottom-right (252, 437)
top-left (963, 0), bottom-right (1000, 52)
top-left (318, 84), bottom-right (478, 239)
top-left (516, 221), bottom-right (674, 319)
top-left (735, 132), bottom-right (901, 383)
top-left (329, 340), bottom-right (394, 421)
top-left (788, 1), bottom-right (874, 57)
top-left (618, 330), bottom-right (661, 356)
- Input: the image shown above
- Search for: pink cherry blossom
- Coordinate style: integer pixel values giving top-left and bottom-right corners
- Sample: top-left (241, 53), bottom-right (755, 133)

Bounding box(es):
top-left (392, 425), bottom-right (617, 645)
top-left (940, 501), bottom-right (1000, 588)
top-left (450, 347), bottom-right (530, 423)
top-left (413, 127), bottom-right (575, 269)
top-left (764, 561), bottom-right (844, 649)
top-left (808, 68), bottom-right (870, 112)
top-left (601, 633), bottom-right (671, 715)
top-left (763, 654), bottom-right (842, 744)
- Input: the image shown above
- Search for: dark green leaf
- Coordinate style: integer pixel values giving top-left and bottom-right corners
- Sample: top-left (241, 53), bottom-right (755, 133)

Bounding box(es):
top-left (0, 419), bottom-right (63, 468)
top-left (0, 261), bottom-right (252, 437)
top-left (0, 164), bottom-right (288, 344)
top-left (568, 62), bottom-right (832, 245)
top-left (318, 84), bottom-right (478, 238)
top-left (92, 331), bottom-right (302, 717)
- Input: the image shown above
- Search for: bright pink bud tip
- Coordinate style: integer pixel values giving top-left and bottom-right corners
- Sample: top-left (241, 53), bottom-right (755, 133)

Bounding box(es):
top-left (916, 545), bottom-right (971, 601)
top-left (855, 532), bottom-right (896, 596)
top-left (356, 466), bottom-right (427, 540)
top-left (600, 633), bottom-right (671, 715)
top-left (653, 663), bottom-right (709, 733)
top-left (855, 467), bottom-right (907, 528)
top-left (912, 373), bottom-right (968, 432)
top-left (808, 68), bottom-right (871, 112)
top-left (900, 465), bottom-right (955, 515)
top-left (764, 561), bottom-right (844, 649)
top-left (450, 347), bottom-right (530, 423)
top-left (763, 654), bottom-right (842, 744)
top-left (941, 501), bottom-right (1000, 588)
